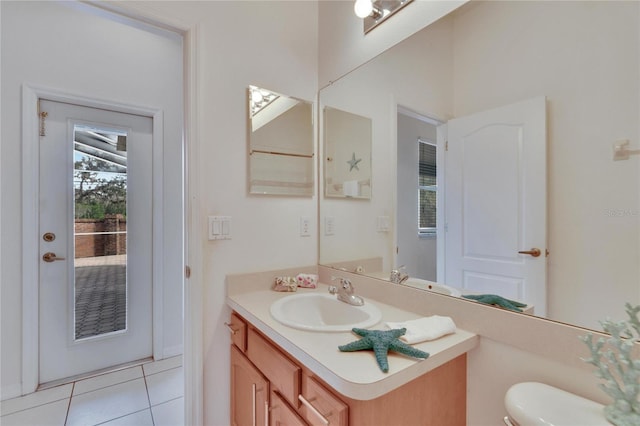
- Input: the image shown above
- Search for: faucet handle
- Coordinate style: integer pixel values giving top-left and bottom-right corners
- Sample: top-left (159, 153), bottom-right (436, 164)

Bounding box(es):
top-left (328, 285), bottom-right (338, 294)
top-left (330, 276), bottom-right (353, 290)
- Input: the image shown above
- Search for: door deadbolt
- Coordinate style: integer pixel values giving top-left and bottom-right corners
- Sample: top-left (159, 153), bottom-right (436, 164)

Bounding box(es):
top-left (42, 252), bottom-right (66, 262)
top-left (43, 232), bottom-right (56, 242)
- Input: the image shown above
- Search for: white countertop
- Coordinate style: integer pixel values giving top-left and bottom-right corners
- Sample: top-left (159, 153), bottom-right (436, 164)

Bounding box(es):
top-left (227, 280), bottom-right (478, 400)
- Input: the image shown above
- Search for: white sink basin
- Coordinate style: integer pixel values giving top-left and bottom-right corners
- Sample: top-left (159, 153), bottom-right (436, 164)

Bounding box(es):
top-left (270, 293), bottom-right (382, 332)
top-left (403, 277), bottom-right (461, 297)
top-left (367, 272), bottom-right (461, 297)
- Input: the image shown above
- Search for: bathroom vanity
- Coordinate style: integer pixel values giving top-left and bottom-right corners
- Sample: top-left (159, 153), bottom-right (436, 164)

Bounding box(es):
top-left (226, 270), bottom-right (479, 425)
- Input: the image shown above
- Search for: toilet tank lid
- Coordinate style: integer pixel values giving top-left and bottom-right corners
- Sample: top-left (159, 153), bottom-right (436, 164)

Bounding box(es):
top-left (505, 382), bottom-right (609, 426)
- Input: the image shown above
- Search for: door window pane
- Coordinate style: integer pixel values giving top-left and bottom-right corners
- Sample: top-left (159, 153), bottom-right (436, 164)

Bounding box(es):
top-left (73, 126), bottom-right (128, 340)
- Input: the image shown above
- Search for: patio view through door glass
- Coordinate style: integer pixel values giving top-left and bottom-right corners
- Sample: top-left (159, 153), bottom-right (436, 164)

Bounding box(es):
top-left (73, 125), bottom-right (128, 340)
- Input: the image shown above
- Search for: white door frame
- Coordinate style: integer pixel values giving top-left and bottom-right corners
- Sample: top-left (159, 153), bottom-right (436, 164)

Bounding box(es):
top-left (22, 85), bottom-right (165, 389)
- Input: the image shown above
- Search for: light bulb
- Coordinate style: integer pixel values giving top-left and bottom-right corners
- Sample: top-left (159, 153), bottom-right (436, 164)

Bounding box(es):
top-left (251, 90), bottom-right (263, 104)
top-left (354, 0), bottom-right (373, 18)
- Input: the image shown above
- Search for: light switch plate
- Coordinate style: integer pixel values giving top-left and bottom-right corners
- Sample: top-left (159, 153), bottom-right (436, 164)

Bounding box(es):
top-left (377, 216), bottom-right (390, 232)
top-left (324, 216), bottom-right (335, 236)
top-left (300, 216), bottom-right (311, 237)
top-left (208, 216), bottom-right (231, 240)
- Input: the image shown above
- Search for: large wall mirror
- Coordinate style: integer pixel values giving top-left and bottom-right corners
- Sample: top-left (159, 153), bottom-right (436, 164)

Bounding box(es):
top-left (248, 85), bottom-right (314, 196)
top-left (319, 0), bottom-right (640, 332)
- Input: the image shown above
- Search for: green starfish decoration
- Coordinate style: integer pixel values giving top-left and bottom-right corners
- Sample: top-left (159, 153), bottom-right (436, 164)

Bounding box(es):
top-left (462, 294), bottom-right (528, 312)
top-left (347, 152), bottom-right (362, 171)
top-left (338, 328), bottom-right (429, 373)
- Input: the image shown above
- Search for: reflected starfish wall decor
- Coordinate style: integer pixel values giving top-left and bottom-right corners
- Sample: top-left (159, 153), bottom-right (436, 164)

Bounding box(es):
top-left (347, 152), bottom-right (362, 171)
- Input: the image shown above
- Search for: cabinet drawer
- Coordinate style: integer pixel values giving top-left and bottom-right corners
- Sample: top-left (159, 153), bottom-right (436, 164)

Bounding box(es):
top-left (271, 390), bottom-right (308, 426)
top-left (247, 328), bottom-right (301, 407)
top-left (300, 376), bottom-right (348, 426)
top-left (227, 312), bottom-right (247, 352)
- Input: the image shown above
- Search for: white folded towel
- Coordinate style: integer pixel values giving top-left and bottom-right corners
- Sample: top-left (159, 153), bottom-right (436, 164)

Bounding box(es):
top-left (343, 180), bottom-right (359, 197)
top-left (385, 315), bottom-right (457, 344)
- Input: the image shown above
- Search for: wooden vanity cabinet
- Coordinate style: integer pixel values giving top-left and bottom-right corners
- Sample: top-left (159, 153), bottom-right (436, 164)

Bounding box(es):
top-left (229, 312), bottom-right (466, 426)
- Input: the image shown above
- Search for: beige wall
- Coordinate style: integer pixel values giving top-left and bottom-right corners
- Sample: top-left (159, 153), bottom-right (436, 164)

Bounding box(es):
top-left (116, 2), bottom-right (319, 424)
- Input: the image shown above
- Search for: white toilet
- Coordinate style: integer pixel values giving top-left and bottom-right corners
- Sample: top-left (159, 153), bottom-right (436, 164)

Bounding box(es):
top-left (504, 382), bottom-right (611, 425)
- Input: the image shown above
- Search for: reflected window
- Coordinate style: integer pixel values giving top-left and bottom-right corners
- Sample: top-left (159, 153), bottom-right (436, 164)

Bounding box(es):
top-left (418, 139), bottom-right (437, 235)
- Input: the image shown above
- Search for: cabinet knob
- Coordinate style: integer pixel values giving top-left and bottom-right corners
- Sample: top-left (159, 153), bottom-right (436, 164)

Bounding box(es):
top-left (224, 322), bottom-right (238, 335)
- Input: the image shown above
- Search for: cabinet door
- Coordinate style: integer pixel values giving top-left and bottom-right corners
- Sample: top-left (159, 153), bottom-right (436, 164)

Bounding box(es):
top-left (231, 345), bottom-right (269, 426)
top-left (270, 390), bottom-right (308, 426)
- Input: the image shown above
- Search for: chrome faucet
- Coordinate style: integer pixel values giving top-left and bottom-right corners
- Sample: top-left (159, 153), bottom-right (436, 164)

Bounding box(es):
top-left (390, 265), bottom-right (409, 284)
top-left (328, 276), bottom-right (364, 306)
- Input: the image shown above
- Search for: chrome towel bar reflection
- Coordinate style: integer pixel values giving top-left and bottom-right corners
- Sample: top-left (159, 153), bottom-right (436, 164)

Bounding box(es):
top-left (250, 149), bottom-right (313, 158)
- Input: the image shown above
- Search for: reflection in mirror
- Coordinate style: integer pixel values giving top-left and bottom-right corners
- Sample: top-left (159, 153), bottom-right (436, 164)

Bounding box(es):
top-left (357, 0), bottom-right (415, 34)
top-left (396, 111), bottom-right (442, 284)
top-left (318, 1), bottom-right (640, 332)
top-left (248, 85), bottom-right (314, 196)
top-left (324, 107), bottom-right (372, 199)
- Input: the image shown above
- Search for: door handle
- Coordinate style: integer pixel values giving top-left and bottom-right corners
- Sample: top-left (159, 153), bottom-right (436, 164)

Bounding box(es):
top-left (42, 252), bottom-right (66, 262)
top-left (518, 248), bottom-right (541, 257)
top-left (298, 394), bottom-right (330, 425)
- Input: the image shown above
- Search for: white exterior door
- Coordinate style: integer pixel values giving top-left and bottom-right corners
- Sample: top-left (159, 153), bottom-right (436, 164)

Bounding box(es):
top-left (38, 100), bottom-right (153, 384)
top-left (444, 97), bottom-right (547, 315)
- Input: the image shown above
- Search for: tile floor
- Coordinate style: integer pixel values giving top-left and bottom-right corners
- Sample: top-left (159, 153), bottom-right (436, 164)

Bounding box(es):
top-left (0, 356), bottom-right (183, 426)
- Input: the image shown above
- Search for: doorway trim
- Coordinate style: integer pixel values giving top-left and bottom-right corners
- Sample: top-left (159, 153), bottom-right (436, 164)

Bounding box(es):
top-left (21, 85), bottom-right (165, 391)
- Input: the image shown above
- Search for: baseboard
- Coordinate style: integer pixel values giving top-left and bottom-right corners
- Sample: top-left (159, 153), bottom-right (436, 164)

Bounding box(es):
top-left (1, 383), bottom-right (23, 402)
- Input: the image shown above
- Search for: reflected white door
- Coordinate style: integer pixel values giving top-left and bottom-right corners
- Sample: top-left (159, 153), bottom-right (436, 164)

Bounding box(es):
top-left (39, 100), bottom-right (153, 384)
top-left (444, 97), bottom-right (547, 315)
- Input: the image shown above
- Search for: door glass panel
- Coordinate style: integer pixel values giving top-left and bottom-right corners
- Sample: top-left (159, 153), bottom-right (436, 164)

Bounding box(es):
top-left (73, 125), bottom-right (128, 340)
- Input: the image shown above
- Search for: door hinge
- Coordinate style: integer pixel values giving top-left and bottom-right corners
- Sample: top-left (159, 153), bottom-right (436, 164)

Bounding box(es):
top-left (445, 140), bottom-right (448, 151)
top-left (38, 100), bottom-right (48, 136)
top-left (185, 265), bottom-right (191, 279)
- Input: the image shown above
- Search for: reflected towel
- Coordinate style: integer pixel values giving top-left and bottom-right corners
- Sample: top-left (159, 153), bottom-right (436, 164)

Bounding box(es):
top-left (385, 315), bottom-right (456, 344)
top-left (343, 180), bottom-right (359, 197)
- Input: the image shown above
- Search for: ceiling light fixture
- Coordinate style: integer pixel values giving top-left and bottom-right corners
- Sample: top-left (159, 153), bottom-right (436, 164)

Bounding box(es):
top-left (354, 0), bottom-right (381, 19)
top-left (249, 85), bottom-right (279, 117)
top-left (354, 0), bottom-right (414, 34)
